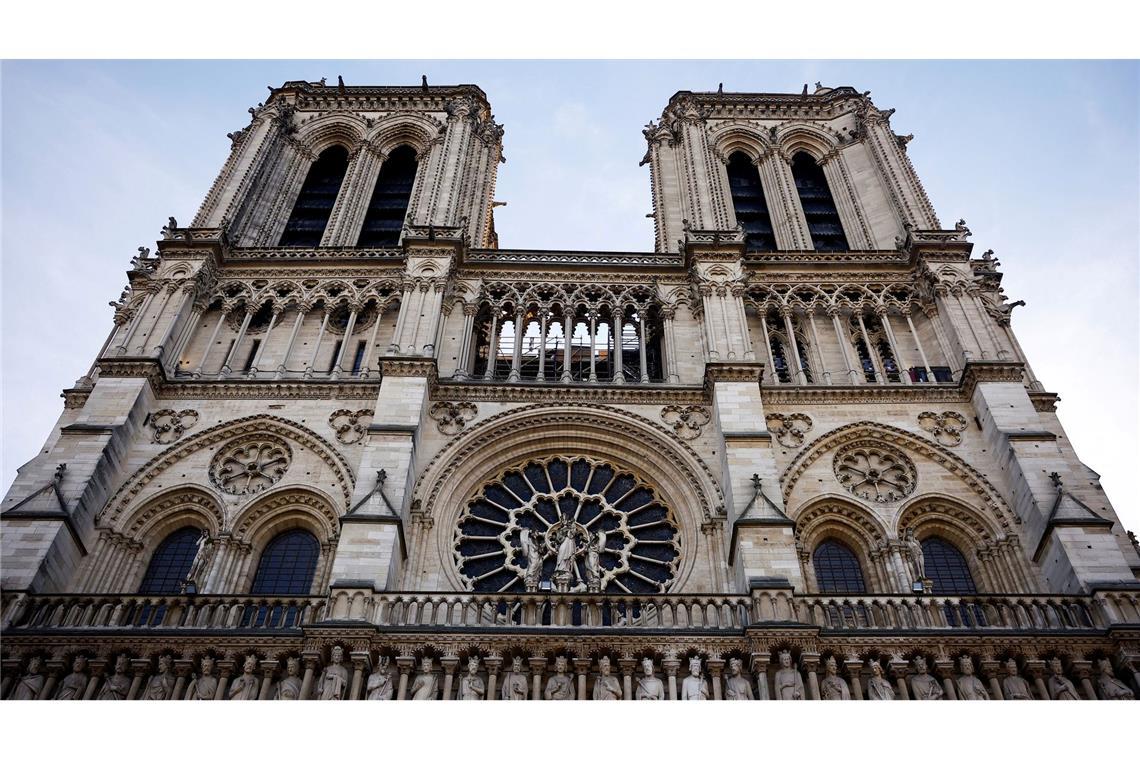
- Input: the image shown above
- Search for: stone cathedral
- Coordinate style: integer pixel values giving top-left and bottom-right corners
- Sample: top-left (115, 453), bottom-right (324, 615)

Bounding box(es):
top-left (3, 79), bottom-right (1139, 703)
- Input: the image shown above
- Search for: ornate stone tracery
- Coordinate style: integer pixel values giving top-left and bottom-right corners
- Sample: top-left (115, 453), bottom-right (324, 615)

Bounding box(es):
top-left (833, 443), bottom-right (916, 503)
top-left (209, 436), bottom-right (293, 496)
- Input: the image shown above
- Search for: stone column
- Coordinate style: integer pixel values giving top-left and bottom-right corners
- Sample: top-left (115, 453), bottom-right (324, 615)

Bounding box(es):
top-left (330, 304), bottom-right (359, 380)
top-left (980, 660), bottom-right (1004, 700)
top-left (441, 656), bottom-right (460, 701)
top-left (662, 307), bottom-right (681, 383)
top-left (303, 306), bottom-right (331, 379)
top-left (904, 310), bottom-right (934, 381)
top-left (1071, 661), bottom-right (1097, 700)
top-left (801, 653), bottom-right (821, 700)
top-left (508, 309), bottom-right (524, 382)
top-left (561, 310), bottom-right (573, 382)
top-left (484, 656), bottom-right (502, 701)
top-left (574, 658), bottom-right (591, 700)
top-left (663, 658), bottom-right (680, 701)
top-left (750, 653), bottom-right (771, 700)
top-left (782, 307), bottom-right (807, 384)
top-left (275, 307), bottom-right (307, 379)
top-left (638, 309), bottom-right (650, 383)
top-left (807, 311), bottom-right (831, 384)
top-left (1024, 660), bottom-right (1050, 700)
top-left (192, 307), bottom-right (230, 378)
top-left (350, 651), bottom-right (370, 700)
top-left (482, 308), bottom-right (500, 380)
top-left (878, 309), bottom-right (909, 383)
top-left (889, 660), bottom-right (910, 700)
top-left (829, 308), bottom-right (858, 383)
top-left (611, 311), bottom-right (624, 383)
top-left (127, 659), bottom-right (150, 700)
top-left (82, 660), bottom-right (106, 700)
top-left (247, 304), bottom-right (281, 378)
top-left (258, 659), bottom-right (279, 701)
top-left (40, 660), bottom-right (64, 700)
top-left (844, 660), bottom-right (864, 700)
top-left (705, 658), bottom-right (723, 700)
top-left (219, 309), bottom-right (253, 378)
top-left (618, 658), bottom-right (637, 700)
top-left (528, 657), bottom-right (546, 701)
top-left (395, 656), bottom-right (415, 701)
top-left (934, 660), bottom-right (957, 700)
top-left (536, 310), bottom-right (549, 381)
top-left (300, 653), bottom-right (319, 700)
top-left (214, 659), bottom-right (234, 700)
top-left (172, 660), bottom-right (193, 700)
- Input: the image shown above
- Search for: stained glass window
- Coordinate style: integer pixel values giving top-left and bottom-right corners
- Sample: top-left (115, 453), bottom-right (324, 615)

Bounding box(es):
top-left (250, 529), bottom-right (320, 595)
top-left (813, 540), bottom-right (867, 594)
top-left (138, 527), bottom-right (201, 594)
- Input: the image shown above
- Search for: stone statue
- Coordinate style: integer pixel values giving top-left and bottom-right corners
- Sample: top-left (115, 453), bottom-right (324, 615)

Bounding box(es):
top-left (366, 656), bottom-right (395, 700)
top-left (161, 216), bottom-right (178, 239)
top-left (585, 530), bottom-right (606, 592)
top-left (552, 513), bottom-right (582, 592)
top-left (903, 528), bottom-right (925, 584)
top-left (10, 656), bottom-right (45, 700)
top-left (228, 654), bottom-right (260, 700)
top-left (908, 656), bottom-right (943, 700)
top-left (773, 650), bottom-right (804, 701)
top-left (143, 655), bottom-right (176, 701)
top-left (1047, 658), bottom-right (1080, 700)
top-left (500, 656), bottom-right (528, 700)
top-left (724, 657), bottom-right (754, 700)
top-left (820, 656), bottom-right (851, 700)
top-left (592, 656), bottom-right (622, 701)
top-left (1000, 659), bottom-right (1032, 701)
top-left (186, 655), bottom-right (218, 700)
top-left (544, 655), bottom-right (575, 700)
top-left (316, 646), bottom-right (349, 700)
top-left (409, 657), bottom-right (439, 700)
top-left (55, 655), bottom-right (89, 700)
top-left (98, 654), bottom-right (131, 700)
top-left (273, 657), bottom-right (303, 700)
top-left (635, 658), bottom-right (664, 700)
top-left (520, 529), bottom-right (545, 592)
top-left (182, 529), bottom-right (213, 592)
top-left (866, 660), bottom-right (895, 700)
top-left (457, 656), bottom-right (484, 701)
top-left (680, 656), bottom-right (709, 700)
top-left (956, 656), bottom-right (989, 700)
top-left (1096, 659), bottom-right (1134, 700)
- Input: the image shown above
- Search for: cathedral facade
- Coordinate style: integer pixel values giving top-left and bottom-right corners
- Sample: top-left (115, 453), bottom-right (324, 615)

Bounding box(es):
top-left (2, 79), bottom-right (1138, 702)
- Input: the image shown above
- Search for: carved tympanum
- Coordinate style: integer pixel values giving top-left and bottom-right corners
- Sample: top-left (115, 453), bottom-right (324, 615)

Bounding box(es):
top-left (209, 436), bottom-right (292, 495)
top-left (149, 409), bottom-right (199, 444)
top-left (917, 411), bottom-right (968, 446)
top-left (833, 443), bottom-right (916, 503)
top-left (765, 413), bottom-right (813, 448)
top-left (328, 409), bottom-right (374, 444)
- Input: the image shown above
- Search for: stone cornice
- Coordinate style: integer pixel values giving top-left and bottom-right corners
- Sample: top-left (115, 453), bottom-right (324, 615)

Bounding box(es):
top-left (762, 384), bottom-right (963, 405)
top-left (463, 248), bottom-right (683, 269)
top-left (432, 380), bottom-right (706, 405)
top-left (159, 382), bottom-right (380, 401)
top-left (224, 247), bottom-right (403, 262)
top-left (960, 361), bottom-right (1027, 398)
top-left (379, 356), bottom-right (438, 380)
top-left (269, 81), bottom-right (490, 113)
top-left (704, 362), bottom-right (764, 385)
top-left (1029, 392), bottom-right (1060, 413)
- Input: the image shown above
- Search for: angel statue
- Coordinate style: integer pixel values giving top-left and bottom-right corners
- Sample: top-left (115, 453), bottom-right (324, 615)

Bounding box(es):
top-left (585, 530), bottom-right (606, 592)
top-left (520, 529), bottom-right (546, 592)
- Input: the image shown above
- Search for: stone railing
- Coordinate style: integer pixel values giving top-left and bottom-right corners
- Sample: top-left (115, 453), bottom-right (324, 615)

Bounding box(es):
top-left (2, 593), bottom-right (327, 633)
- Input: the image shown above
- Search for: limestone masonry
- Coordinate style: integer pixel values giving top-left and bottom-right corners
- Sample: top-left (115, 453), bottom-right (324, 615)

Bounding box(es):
top-left (2, 79), bottom-right (1138, 701)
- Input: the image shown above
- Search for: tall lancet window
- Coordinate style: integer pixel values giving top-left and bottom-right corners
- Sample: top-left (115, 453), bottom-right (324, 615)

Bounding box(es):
top-left (279, 145), bottom-right (350, 247)
top-left (726, 152), bottom-right (776, 252)
top-left (357, 145), bottom-right (418, 247)
top-left (791, 152), bottom-right (849, 252)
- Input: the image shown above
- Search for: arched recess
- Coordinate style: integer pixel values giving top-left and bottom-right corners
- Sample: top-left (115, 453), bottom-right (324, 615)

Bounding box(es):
top-left (792, 495), bottom-right (889, 593)
top-left (294, 112), bottom-right (369, 155)
top-left (409, 403), bottom-right (727, 593)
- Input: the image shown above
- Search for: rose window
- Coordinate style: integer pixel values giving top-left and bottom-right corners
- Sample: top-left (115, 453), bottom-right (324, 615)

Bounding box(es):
top-left (454, 456), bottom-right (681, 594)
top-left (209, 437), bottom-right (292, 496)
top-left (833, 443), bottom-right (916, 503)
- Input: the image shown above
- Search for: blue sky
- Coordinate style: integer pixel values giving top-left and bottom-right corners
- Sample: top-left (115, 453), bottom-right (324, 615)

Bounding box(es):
top-left (2, 60), bottom-right (1137, 529)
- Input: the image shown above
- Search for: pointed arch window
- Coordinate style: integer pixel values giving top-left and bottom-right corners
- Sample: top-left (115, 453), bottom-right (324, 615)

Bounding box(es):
top-left (922, 537), bottom-right (977, 594)
top-left (726, 152), bottom-right (776, 252)
top-left (250, 529), bottom-right (320, 595)
top-left (813, 539), bottom-right (867, 593)
top-left (357, 145), bottom-right (418, 247)
top-left (279, 145), bottom-right (350, 247)
top-left (791, 152), bottom-right (849, 252)
top-left (138, 527), bottom-right (201, 594)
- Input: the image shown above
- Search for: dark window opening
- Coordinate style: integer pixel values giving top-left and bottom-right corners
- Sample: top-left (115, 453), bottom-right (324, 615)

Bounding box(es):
top-left (351, 341), bottom-right (367, 375)
top-left (357, 145), bottom-right (417, 247)
top-left (250, 529), bottom-right (320, 595)
top-left (241, 340), bottom-right (261, 373)
top-left (922, 537), bottom-right (977, 594)
top-left (726, 152), bottom-right (776, 252)
top-left (138, 527), bottom-right (201, 594)
top-left (813, 539), bottom-right (867, 594)
top-left (791, 152), bottom-right (849, 252)
top-left (327, 340), bottom-right (343, 373)
top-left (279, 145), bottom-right (350, 247)
top-left (909, 365), bottom-right (954, 383)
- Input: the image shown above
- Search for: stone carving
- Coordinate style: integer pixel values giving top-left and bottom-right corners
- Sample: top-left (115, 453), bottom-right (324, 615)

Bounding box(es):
top-left (161, 216), bottom-right (179, 239)
top-left (774, 650), bottom-right (804, 700)
top-left (363, 656), bottom-right (393, 700)
top-left (635, 658), bottom-right (664, 700)
top-left (186, 655), bottom-right (218, 700)
top-left (1001, 659), bottom-right (1032, 700)
top-left (410, 657), bottom-right (439, 700)
top-left (273, 657), bottom-right (303, 700)
top-left (834, 443), bottom-right (916, 503)
top-left (544, 656), bottom-right (575, 700)
top-left (1047, 658), bottom-right (1080, 700)
top-left (11, 656), bottom-right (44, 700)
top-left (55, 655), bottom-right (88, 700)
top-left (1096, 659), bottom-right (1134, 700)
top-left (501, 656), bottom-right (528, 700)
top-left (182, 528), bottom-right (214, 592)
top-left (908, 657), bottom-right (943, 700)
top-left (593, 656), bottom-right (622, 701)
top-left (328, 409), bottom-right (374, 444)
top-left (584, 530), bottom-right (606, 593)
top-left (680, 657), bottom-right (709, 700)
top-left (820, 656), bottom-right (850, 700)
top-left (208, 437), bottom-right (292, 496)
top-left (429, 401), bottom-right (478, 435)
top-left (520, 529), bottom-right (545, 592)
top-left (866, 661), bottom-right (895, 700)
top-left (143, 655), bottom-right (175, 700)
top-left (903, 528), bottom-right (926, 585)
top-left (765, 413), bottom-right (813, 448)
top-left (98, 654), bottom-right (131, 699)
top-left (917, 411), bottom-right (968, 447)
top-left (148, 409), bottom-right (200, 444)
top-left (228, 654), bottom-right (259, 700)
top-left (956, 656), bottom-right (989, 700)
top-left (456, 656), bottom-right (484, 701)
top-left (724, 657), bottom-right (754, 700)
top-left (660, 405), bottom-right (711, 441)
top-left (316, 646), bottom-right (349, 700)
top-left (552, 512), bottom-right (586, 593)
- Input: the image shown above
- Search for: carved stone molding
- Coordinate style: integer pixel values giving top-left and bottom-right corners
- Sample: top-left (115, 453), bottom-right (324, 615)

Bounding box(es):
top-left (833, 443), bottom-right (917, 504)
top-left (428, 401), bottom-right (478, 435)
top-left (329, 409), bottom-right (374, 444)
top-left (765, 413), bottom-right (813, 448)
top-left (431, 381), bottom-right (706, 406)
top-left (660, 405), bottom-right (711, 441)
top-left (917, 411), bottom-right (968, 447)
top-left (209, 436), bottom-right (293, 496)
top-left (148, 409), bottom-right (200, 444)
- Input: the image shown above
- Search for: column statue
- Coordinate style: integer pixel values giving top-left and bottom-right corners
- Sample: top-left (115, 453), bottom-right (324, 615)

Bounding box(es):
top-left (10, 657), bottom-right (44, 700)
top-left (584, 530), bottom-right (606, 592)
top-left (866, 660), bottom-right (895, 700)
top-left (143, 655), bottom-right (176, 700)
top-left (500, 656), bottom-right (528, 700)
top-left (723, 658), bottom-right (754, 700)
top-left (457, 656), bottom-right (485, 701)
top-left (181, 528), bottom-right (214, 592)
top-left (186, 655), bottom-right (218, 700)
top-left (680, 657), bottom-right (709, 700)
top-left (55, 655), bottom-right (89, 700)
top-left (273, 657), bottom-right (303, 700)
top-left (409, 657), bottom-right (439, 700)
top-left (1096, 659), bottom-right (1134, 700)
top-left (316, 646), bottom-right (349, 700)
top-left (908, 656), bottom-right (943, 700)
top-left (903, 528), bottom-right (925, 585)
top-left (956, 656), bottom-right (989, 700)
top-left (520, 529), bottom-right (546, 592)
top-left (228, 655), bottom-right (260, 700)
top-left (366, 656), bottom-right (395, 700)
top-left (820, 656), bottom-right (850, 700)
top-left (1000, 659), bottom-right (1032, 701)
top-left (773, 650), bottom-right (804, 700)
top-left (634, 658), bottom-right (665, 700)
top-left (544, 656), bottom-right (575, 700)
top-left (1046, 658), bottom-right (1080, 700)
top-left (98, 654), bottom-right (131, 700)
top-left (592, 656), bottom-right (622, 700)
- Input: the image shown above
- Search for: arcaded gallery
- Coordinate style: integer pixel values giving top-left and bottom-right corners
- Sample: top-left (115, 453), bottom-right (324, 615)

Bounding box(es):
top-left (2, 79), bottom-right (1138, 702)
